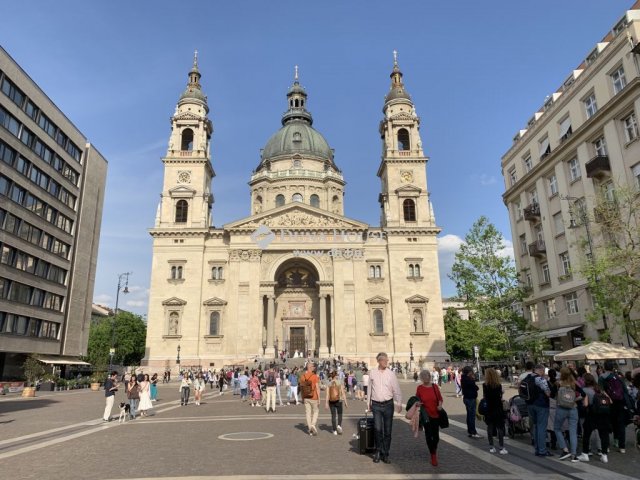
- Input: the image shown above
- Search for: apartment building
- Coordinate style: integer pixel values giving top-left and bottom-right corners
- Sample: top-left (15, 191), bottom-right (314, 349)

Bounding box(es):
top-left (502, 4), bottom-right (640, 353)
top-left (0, 47), bottom-right (107, 379)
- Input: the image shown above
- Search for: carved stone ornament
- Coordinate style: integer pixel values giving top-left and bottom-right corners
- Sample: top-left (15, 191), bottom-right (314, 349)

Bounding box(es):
top-left (230, 249), bottom-right (262, 262)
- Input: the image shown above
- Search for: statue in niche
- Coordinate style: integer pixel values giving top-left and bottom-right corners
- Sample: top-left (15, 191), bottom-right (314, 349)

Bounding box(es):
top-left (413, 310), bottom-right (423, 333)
top-left (169, 312), bottom-right (179, 335)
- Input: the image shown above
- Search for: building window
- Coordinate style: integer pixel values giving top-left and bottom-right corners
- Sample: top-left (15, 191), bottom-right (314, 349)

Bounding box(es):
top-left (275, 194), bottom-right (285, 207)
top-left (565, 292), bottom-right (579, 314)
top-left (611, 66), bottom-right (627, 94)
top-left (559, 116), bottom-right (572, 141)
top-left (544, 298), bottom-right (556, 319)
top-left (373, 309), bottom-right (384, 333)
top-left (593, 136), bottom-right (607, 156)
top-left (181, 128), bottom-right (194, 151)
top-left (408, 263), bottom-right (421, 278)
top-left (553, 212), bottom-right (564, 235)
top-left (523, 154), bottom-right (532, 172)
top-left (622, 113), bottom-right (638, 143)
top-left (211, 266), bottom-right (223, 280)
top-left (368, 265), bottom-right (382, 279)
top-left (397, 128), bottom-right (410, 151)
top-left (525, 271), bottom-right (532, 288)
top-left (403, 199), bottom-right (416, 221)
top-left (529, 304), bottom-right (538, 323)
top-left (631, 163), bottom-right (640, 190)
top-left (529, 189), bottom-right (538, 205)
top-left (310, 194), bottom-right (319, 208)
top-left (541, 263), bottom-right (551, 284)
top-left (175, 200), bottom-right (188, 223)
top-left (538, 137), bottom-right (551, 160)
top-left (584, 93), bottom-right (598, 118)
top-left (568, 158), bottom-right (581, 182)
top-left (209, 311), bottom-right (220, 336)
top-left (548, 175), bottom-right (558, 196)
top-left (292, 193), bottom-right (303, 203)
top-left (508, 167), bottom-right (517, 187)
top-left (559, 252), bottom-right (571, 276)
top-left (170, 265), bottom-right (183, 280)
top-left (601, 180), bottom-right (615, 203)
top-left (519, 234), bottom-right (527, 256)
top-left (514, 200), bottom-right (522, 220)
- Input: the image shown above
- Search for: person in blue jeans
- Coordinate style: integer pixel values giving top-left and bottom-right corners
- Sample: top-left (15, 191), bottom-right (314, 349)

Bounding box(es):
top-left (528, 364), bottom-right (553, 457)
top-left (554, 367), bottom-right (584, 462)
top-left (461, 366), bottom-right (481, 438)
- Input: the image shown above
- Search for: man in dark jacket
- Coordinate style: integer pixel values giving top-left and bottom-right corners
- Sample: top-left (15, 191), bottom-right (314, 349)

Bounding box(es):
top-left (528, 364), bottom-right (552, 457)
top-left (461, 366), bottom-right (481, 438)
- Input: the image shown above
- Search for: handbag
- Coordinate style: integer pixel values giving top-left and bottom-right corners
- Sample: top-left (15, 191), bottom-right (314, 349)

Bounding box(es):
top-left (438, 408), bottom-right (449, 428)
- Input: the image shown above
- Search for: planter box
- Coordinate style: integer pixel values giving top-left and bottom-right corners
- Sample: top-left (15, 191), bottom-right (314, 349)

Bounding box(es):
top-left (90, 383), bottom-right (101, 391)
top-left (39, 382), bottom-right (55, 391)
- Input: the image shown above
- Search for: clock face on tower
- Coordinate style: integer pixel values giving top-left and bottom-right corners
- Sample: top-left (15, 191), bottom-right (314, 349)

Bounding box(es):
top-left (289, 301), bottom-right (305, 317)
top-left (177, 171), bottom-right (191, 184)
top-left (401, 171), bottom-right (413, 183)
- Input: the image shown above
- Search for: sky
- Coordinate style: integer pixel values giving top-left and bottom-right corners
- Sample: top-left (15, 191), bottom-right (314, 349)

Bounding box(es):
top-left (0, 0), bottom-right (634, 316)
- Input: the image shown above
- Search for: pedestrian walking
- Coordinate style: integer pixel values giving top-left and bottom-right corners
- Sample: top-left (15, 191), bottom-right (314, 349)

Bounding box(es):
top-left (482, 368), bottom-right (507, 455)
top-left (264, 367), bottom-right (277, 413)
top-left (415, 369), bottom-right (443, 466)
top-left (461, 366), bottom-right (481, 438)
top-left (102, 371), bottom-right (119, 422)
top-left (288, 367), bottom-right (300, 405)
top-left (527, 364), bottom-right (553, 457)
top-left (249, 371), bottom-right (262, 407)
top-left (127, 375), bottom-right (140, 419)
top-left (554, 367), bottom-right (584, 462)
top-left (179, 374), bottom-right (192, 406)
top-left (580, 373), bottom-right (610, 463)
top-left (599, 360), bottom-right (631, 454)
top-left (218, 369), bottom-right (226, 395)
top-left (138, 374), bottom-right (153, 417)
top-left (238, 370), bottom-right (249, 402)
top-left (324, 370), bottom-right (348, 435)
top-left (300, 362), bottom-right (320, 435)
top-left (150, 373), bottom-right (158, 401)
top-left (193, 372), bottom-right (205, 406)
top-left (367, 352), bottom-right (403, 464)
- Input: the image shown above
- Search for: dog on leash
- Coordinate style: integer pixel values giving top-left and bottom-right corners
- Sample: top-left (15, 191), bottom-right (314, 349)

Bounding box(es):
top-left (118, 402), bottom-right (130, 423)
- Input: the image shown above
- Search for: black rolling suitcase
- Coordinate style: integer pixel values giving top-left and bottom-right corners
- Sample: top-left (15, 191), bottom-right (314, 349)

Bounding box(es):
top-left (358, 414), bottom-right (375, 454)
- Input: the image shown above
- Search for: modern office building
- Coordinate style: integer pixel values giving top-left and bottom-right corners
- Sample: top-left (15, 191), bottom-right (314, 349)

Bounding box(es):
top-left (143, 53), bottom-right (448, 370)
top-left (502, 3), bottom-right (640, 353)
top-left (0, 47), bottom-right (108, 379)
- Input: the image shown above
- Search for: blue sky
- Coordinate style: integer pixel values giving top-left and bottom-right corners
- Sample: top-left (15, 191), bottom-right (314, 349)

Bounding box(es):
top-left (0, 1), bottom-right (633, 315)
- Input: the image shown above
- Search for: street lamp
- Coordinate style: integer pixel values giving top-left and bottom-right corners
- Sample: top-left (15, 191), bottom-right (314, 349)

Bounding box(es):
top-left (109, 272), bottom-right (131, 373)
top-left (274, 337), bottom-right (279, 360)
top-left (176, 344), bottom-right (181, 373)
top-left (409, 341), bottom-right (414, 371)
top-left (562, 195), bottom-right (609, 332)
top-left (262, 339), bottom-right (266, 356)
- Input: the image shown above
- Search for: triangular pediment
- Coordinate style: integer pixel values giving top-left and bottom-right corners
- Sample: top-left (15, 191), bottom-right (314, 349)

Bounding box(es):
top-left (203, 297), bottom-right (228, 306)
top-left (390, 112), bottom-right (417, 121)
top-left (162, 297), bottom-right (187, 306)
top-left (395, 184), bottom-right (422, 195)
top-left (173, 111), bottom-right (203, 121)
top-left (365, 295), bottom-right (389, 304)
top-left (224, 203), bottom-right (369, 231)
top-left (168, 185), bottom-right (197, 197)
top-left (406, 294), bottom-right (429, 304)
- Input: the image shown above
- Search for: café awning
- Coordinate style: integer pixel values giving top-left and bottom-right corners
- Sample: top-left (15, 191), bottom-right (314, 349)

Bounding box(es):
top-left (515, 325), bottom-right (581, 343)
top-left (554, 342), bottom-right (640, 361)
top-left (37, 355), bottom-right (91, 366)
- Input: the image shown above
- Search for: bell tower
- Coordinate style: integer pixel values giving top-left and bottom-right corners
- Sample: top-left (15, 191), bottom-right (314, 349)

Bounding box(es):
top-left (377, 51), bottom-right (435, 228)
top-left (156, 51), bottom-right (214, 229)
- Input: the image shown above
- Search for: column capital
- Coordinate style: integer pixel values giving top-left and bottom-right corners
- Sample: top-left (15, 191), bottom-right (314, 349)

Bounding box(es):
top-left (318, 293), bottom-right (327, 300)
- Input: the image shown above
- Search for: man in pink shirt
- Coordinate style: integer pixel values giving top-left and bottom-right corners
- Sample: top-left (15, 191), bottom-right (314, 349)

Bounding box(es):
top-left (367, 352), bottom-right (402, 464)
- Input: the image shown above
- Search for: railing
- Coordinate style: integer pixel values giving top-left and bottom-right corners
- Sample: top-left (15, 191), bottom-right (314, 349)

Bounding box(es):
top-left (523, 203), bottom-right (540, 221)
top-left (251, 168), bottom-right (343, 181)
top-left (180, 151), bottom-right (193, 157)
top-left (528, 240), bottom-right (546, 257)
top-left (585, 155), bottom-right (611, 179)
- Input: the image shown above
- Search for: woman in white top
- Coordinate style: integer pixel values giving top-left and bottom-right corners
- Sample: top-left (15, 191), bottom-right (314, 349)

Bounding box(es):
top-left (138, 374), bottom-right (153, 417)
top-left (362, 369), bottom-right (370, 401)
top-left (193, 372), bottom-right (205, 406)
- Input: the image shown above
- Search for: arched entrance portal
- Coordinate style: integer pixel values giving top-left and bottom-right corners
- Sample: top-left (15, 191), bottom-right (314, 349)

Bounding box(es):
top-left (270, 259), bottom-right (329, 358)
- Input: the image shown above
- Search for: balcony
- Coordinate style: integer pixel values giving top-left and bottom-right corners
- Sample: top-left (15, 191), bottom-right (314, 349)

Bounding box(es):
top-left (528, 240), bottom-right (546, 257)
top-left (523, 203), bottom-right (541, 222)
top-left (585, 155), bottom-right (611, 179)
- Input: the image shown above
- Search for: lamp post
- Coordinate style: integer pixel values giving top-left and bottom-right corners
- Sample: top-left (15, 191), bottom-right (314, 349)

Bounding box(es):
top-left (109, 272), bottom-right (131, 373)
top-left (262, 339), bottom-right (266, 356)
top-left (274, 336), bottom-right (279, 360)
top-left (176, 344), bottom-right (181, 373)
top-left (562, 195), bottom-right (609, 332)
top-left (409, 341), bottom-right (414, 371)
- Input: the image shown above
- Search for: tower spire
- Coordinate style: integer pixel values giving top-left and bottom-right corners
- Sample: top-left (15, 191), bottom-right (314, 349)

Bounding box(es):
top-left (294, 64), bottom-right (299, 81)
top-left (384, 50), bottom-right (411, 105)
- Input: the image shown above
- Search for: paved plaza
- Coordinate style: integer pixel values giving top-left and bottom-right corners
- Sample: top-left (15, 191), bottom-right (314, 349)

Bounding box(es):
top-left (0, 380), bottom-right (638, 480)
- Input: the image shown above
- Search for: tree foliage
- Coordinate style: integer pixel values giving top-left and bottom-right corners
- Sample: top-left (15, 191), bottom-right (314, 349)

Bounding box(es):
top-left (87, 311), bottom-right (147, 368)
top-left (448, 216), bottom-right (529, 358)
top-left (576, 185), bottom-right (640, 345)
top-left (443, 307), bottom-right (507, 360)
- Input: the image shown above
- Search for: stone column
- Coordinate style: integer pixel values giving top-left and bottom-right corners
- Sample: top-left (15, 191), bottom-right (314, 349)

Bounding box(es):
top-left (319, 294), bottom-right (329, 357)
top-left (266, 294), bottom-right (275, 357)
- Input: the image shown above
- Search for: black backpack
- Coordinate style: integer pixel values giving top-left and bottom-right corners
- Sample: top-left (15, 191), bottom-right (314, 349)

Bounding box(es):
top-left (519, 374), bottom-right (538, 404)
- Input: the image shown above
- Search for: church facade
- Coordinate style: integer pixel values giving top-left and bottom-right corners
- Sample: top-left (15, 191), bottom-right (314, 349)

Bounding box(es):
top-left (143, 54), bottom-right (448, 371)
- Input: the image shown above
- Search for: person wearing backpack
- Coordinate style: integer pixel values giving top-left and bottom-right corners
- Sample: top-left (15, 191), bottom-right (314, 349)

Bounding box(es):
top-left (324, 370), bottom-right (348, 435)
top-left (581, 373), bottom-right (611, 463)
top-left (527, 364), bottom-right (553, 457)
top-left (599, 360), bottom-right (630, 453)
top-left (300, 362), bottom-right (320, 435)
top-left (554, 367), bottom-right (585, 462)
top-left (264, 367), bottom-right (277, 413)
top-left (461, 366), bottom-right (481, 439)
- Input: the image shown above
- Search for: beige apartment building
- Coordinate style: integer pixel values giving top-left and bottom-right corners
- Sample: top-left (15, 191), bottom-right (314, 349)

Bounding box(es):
top-left (0, 47), bottom-right (108, 379)
top-left (143, 54), bottom-right (448, 371)
top-left (502, 4), bottom-right (640, 354)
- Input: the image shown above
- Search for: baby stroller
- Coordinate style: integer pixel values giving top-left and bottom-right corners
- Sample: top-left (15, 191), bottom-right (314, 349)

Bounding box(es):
top-left (507, 394), bottom-right (530, 439)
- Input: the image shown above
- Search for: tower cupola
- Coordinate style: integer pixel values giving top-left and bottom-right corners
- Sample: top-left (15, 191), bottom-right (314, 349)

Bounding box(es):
top-left (282, 66), bottom-right (313, 125)
top-left (384, 50), bottom-right (412, 105)
top-left (179, 50), bottom-right (209, 112)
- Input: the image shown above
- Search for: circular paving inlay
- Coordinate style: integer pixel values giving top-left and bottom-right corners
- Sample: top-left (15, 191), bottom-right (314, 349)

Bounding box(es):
top-left (218, 432), bottom-right (274, 441)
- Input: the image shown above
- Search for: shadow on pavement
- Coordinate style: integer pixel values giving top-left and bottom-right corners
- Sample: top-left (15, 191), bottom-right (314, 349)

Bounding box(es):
top-left (0, 398), bottom-right (59, 415)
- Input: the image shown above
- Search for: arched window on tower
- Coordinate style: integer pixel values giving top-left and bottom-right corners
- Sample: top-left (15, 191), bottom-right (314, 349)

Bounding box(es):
top-left (408, 264), bottom-right (414, 277)
top-left (292, 193), bottom-right (303, 203)
top-left (403, 199), bottom-right (416, 222)
top-left (414, 264), bottom-right (421, 277)
top-left (294, 99), bottom-right (299, 108)
top-left (397, 128), bottom-right (410, 151)
top-left (175, 200), bottom-right (188, 223)
top-left (181, 128), bottom-right (194, 151)
top-left (332, 195), bottom-right (340, 213)
top-left (275, 194), bottom-right (285, 207)
top-left (209, 311), bottom-right (220, 336)
top-left (310, 194), bottom-right (319, 208)
top-left (373, 309), bottom-right (384, 333)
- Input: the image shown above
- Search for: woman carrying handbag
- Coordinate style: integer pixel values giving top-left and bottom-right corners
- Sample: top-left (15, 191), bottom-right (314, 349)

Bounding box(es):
top-left (415, 370), bottom-right (444, 466)
top-left (482, 368), bottom-right (508, 454)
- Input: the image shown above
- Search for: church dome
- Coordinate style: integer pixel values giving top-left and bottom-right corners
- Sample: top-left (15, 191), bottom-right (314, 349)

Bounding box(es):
top-left (262, 120), bottom-right (332, 161)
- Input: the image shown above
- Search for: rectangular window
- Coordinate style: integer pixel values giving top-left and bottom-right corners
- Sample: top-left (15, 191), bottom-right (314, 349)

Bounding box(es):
top-left (622, 113), bottom-right (638, 143)
top-left (514, 200), bottom-right (522, 220)
top-left (25, 101), bottom-right (38, 120)
top-left (508, 167), bottom-right (517, 187)
top-left (519, 234), bottom-right (527, 256)
top-left (525, 272), bottom-right (532, 288)
top-left (553, 212), bottom-right (564, 235)
top-left (559, 252), bottom-right (571, 276)
top-left (548, 174), bottom-right (558, 196)
top-left (612, 66), bottom-right (627, 94)
top-left (593, 136), bottom-right (607, 156)
top-left (541, 263), bottom-right (551, 284)
top-left (538, 136), bottom-right (551, 159)
top-left (529, 189), bottom-right (538, 205)
top-left (559, 116), bottom-right (572, 141)
top-left (601, 180), bottom-right (615, 203)
top-left (565, 292), bottom-right (579, 314)
top-left (38, 113), bottom-right (57, 138)
top-left (632, 163), bottom-right (640, 190)
top-left (544, 298), bottom-right (556, 319)
top-left (529, 304), bottom-right (538, 323)
top-left (584, 93), bottom-right (598, 118)
top-left (523, 154), bottom-right (532, 172)
top-left (1, 77), bottom-right (25, 107)
top-left (568, 158), bottom-right (581, 181)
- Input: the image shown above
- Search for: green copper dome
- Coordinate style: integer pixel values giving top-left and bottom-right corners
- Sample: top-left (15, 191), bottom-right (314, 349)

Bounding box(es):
top-left (262, 120), bottom-right (332, 160)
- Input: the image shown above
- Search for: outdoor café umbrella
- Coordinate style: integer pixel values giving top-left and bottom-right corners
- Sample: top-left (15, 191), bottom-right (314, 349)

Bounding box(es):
top-left (554, 341), bottom-right (640, 361)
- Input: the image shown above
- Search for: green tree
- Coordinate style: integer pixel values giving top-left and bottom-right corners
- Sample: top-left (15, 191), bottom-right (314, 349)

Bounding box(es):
top-left (575, 185), bottom-right (640, 345)
top-left (87, 311), bottom-right (147, 368)
top-left (444, 307), bottom-right (509, 360)
top-left (448, 216), bottom-right (529, 358)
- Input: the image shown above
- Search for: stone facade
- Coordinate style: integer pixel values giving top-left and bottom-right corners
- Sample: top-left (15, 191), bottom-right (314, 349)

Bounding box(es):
top-left (144, 54), bottom-right (448, 371)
